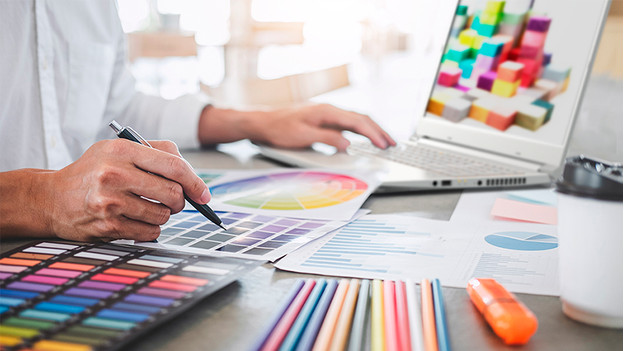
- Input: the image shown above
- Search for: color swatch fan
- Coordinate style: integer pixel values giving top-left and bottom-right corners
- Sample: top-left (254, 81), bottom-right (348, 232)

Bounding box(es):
top-left (207, 169), bottom-right (380, 220)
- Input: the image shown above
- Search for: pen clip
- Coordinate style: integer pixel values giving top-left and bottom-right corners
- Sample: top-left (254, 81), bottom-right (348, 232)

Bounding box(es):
top-left (109, 120), bottom-right (152, 148)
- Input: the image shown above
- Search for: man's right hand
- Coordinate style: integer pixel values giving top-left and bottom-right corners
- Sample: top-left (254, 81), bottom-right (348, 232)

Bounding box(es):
top-left (0, 139), bottom-right (210, 242)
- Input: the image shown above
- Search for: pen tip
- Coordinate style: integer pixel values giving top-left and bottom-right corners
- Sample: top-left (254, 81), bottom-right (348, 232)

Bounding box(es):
top-left (219, 224), bottom-right (228, 231)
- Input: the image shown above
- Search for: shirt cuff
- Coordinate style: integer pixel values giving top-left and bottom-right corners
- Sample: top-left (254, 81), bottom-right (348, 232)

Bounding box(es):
top-left (157, 93), bottom-right (211, 150)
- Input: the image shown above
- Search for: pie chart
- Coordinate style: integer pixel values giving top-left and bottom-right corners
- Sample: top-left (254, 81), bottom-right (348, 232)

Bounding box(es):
top-left (485, 231), bottom-right (558, 251)
top-left (209, 171), bottom-right (368, 210)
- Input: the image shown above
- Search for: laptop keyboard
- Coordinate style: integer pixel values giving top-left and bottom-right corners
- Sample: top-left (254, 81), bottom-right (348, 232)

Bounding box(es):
top-left (348, 142), bottom-right (524, 177)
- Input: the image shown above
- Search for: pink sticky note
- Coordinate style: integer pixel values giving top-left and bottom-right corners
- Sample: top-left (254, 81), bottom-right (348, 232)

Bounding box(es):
top-left (490, 198), bottom-right (557, 225)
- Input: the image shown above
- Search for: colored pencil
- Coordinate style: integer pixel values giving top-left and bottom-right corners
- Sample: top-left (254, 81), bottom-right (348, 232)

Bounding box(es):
top-left (395, 280), bottom-right (412, 351)
top-left (329, 279), bottom-right (361, 351)
top-left (406, 279), bottom-right (424, 351)
top-left (347, 279), bottom-right (370, 351)
top-left (295, 280), bottom-right (338, 351)
top-left (262, 279), bottom-right (317, 351)
top-left (432, 279), bottom-right (451, 351)
top-left (421, 279), bottom-right (438, 351)
top-left (312, 279), bottom-right (350, 351)
top-left (253, 279), bottom-right (305, 351)
top-left (371, 279), bottom-right (385, 351)
top-left (384, 280), bottom-right (400, 351)
top-left (279, 279), bottom-right (328, 351)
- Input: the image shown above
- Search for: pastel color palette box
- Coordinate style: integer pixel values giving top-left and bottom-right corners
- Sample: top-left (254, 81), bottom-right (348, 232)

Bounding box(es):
top-left (0, 241), bottom-right (260, 351)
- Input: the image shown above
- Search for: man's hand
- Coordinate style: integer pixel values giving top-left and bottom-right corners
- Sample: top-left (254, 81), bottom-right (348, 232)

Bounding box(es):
top-left (197, 103), bottom-right (396, 151)
top-left (0, 139), bottom-right (210, 242)
top-left (252, 104), bottom-right (396, 151)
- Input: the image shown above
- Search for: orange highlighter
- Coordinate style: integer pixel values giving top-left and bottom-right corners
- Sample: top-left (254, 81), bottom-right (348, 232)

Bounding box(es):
top-left (466, 278), bottom-right (538, 345)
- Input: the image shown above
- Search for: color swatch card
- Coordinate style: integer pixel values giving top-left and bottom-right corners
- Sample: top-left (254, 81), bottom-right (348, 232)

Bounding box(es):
top-left (276, 214), bottom-right (559, 295)
top-left (0, 241), bottom-right (260, 351)
top-left (118, 210), bottom-right (368, 262)
top-left (196, 168), bottom-right (380, 221)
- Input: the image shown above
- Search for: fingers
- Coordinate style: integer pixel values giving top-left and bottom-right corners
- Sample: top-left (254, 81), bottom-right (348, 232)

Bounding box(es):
top-left (117, 140), bottom-right (210, 204)
top-left (121, 194), bottom-right (173, 226)
top-left (97, 216), bottom-right (161, 242)
top-left (315, 105), bottom-right (396, 149)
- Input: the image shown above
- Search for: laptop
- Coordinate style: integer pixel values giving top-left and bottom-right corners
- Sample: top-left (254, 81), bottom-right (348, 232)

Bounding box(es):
top-left (258, 0), bottom-right (611, 191)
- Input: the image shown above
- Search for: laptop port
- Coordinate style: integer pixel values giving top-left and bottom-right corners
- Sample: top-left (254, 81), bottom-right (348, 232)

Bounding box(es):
top-left (441, 180), bottom-right (451, 186)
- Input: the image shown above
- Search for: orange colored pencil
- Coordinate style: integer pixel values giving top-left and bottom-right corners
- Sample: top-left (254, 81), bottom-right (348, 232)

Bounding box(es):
top-left (421, 279), bottom-right (438, 351)
top-left (312, 279), bottom-right (350, 351)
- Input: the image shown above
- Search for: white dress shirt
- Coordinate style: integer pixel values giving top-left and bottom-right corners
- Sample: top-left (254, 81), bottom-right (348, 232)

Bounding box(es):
top-left (0, 0), bottom-right (209, 171)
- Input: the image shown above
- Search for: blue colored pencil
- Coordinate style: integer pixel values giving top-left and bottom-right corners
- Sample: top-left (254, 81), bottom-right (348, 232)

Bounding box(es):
top-left (279, 279), bottom-right (328, 351)
top-left (295, 279), bottom-right (339, 351)
top-left (252, 279), bottom-right (305, 351)
top-left (347, 279), bottom-right (370, 351)
top-left (432, 279), bottom-right (451, 351)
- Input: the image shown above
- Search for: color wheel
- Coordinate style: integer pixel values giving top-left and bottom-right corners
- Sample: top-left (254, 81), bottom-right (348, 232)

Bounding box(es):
top-left (209, 171), bottom-right (368, 210)
top-left (485, 231), bottom-right (558, 251)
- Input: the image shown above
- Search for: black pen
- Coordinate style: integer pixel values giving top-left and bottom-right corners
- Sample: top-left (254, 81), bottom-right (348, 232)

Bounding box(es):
top-left (109, 120), bottom-right (227, 230)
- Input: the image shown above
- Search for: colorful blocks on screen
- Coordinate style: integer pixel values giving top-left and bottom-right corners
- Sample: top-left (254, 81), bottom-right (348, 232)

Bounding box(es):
top-left (442, 97), bottom-right (471, 122)
top-left (480, 11), bottom-right (502, 26)
top-left (469, 98), bottom-right (495, 122)
top-left (477, 71), bottom-right (497, 91)
top-left (485, 0), bottom-right (505, 14)
top-left (543, 52), bottom-right (552, 66)
top-left (438, 66), bottom-right (462, 87)
top-left (427, 94), bottom-right (448, 116)
top-left (492, 79), bottom-right (520, 98)
top-left (459, 29), bottom-right (478, 47)
top-left (456, 5), bottom-right (468, 15)
top-left (502, 12), bottom-right (525, 25)
top-left (542, 65), bottom-right (571, 82)
top-left (459, 59), bottom-right (475, 79)
top-left (518, 87), bottom-right (548, 101)
top-left (452, 15), bottom-right (468, 31)
top-left (526, 16), bottom-right (551, 33)
top-left (446, 43), bottom-right (470, 62)
top-left (477, 23), bottom-right (497, 37)
top-left (475, 54), bottom-right (498, 71)
top-left (521, 30), bottom-right (547, 49)
top-left (479, 41), bottom-right (503, 57)
top-left (465, 88), bottom-right (491, 102)
top-left (532, 99), bottom-right (554, 123)
top-left (472, 35), bottom-right (487, 50)
top-left (515, 104), bottom-right (547, 131)
top-left (486, 106), bottom-right (517, 131)
top-left (534, 79), bottom-right (558, 100)
top-left (497, 61), bottom-right (524, 82)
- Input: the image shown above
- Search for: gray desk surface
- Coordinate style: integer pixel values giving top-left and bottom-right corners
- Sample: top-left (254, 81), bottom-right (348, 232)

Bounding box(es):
top-left (1, 76), bottom-right (622, 350)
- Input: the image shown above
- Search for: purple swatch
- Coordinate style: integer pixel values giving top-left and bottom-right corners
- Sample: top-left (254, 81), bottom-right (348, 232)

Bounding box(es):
top-left (526, 16), bottom-right (551, 32)
top-left (65, 288), bottom-right (113, 299)
top-left (7, 281), bottom-right (54, 293)
top-left (298, 222), bottom-right (324, 229)
top-left (78, 281), bottom-right (125, 291)
top-left (0, 272), bottom-right (12, 280)
top-left (125, 294), bottom-right (174, 307)
top-left (137, 287), bottom-right (186, 299)
top-left (477, 71), bottom-right (497, 91)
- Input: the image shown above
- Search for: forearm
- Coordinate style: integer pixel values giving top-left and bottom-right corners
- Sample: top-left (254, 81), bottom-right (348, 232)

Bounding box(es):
top-left (0, 169), bottom-right (54, 238)
top-left (197, 105), bottom-right (270, 145)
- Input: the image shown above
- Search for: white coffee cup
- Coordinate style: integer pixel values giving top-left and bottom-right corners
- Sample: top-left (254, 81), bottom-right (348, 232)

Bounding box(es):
top-left (556, 155), bottom-right (623, 328)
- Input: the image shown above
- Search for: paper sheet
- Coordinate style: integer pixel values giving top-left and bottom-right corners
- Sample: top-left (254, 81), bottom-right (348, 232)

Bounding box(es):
top-left (189, 168), bottom-right (381, 221)
top-left (275, 214), bottom-right (559, 296)
top-left (491, 198), bottom-right (558, 225)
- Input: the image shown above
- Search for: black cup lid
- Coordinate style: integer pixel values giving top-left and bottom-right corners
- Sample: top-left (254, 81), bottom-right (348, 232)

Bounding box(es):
top-left (555, 155), bottom-right (623, 201)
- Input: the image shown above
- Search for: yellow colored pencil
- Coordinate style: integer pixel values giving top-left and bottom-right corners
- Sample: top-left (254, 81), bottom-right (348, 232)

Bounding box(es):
top-left (421, 279), bottom-right (438, 351)
top-left (372, 279), bottom-right (386, 351)
top-left (329, 279), bottom-right (361, 351)
top-left (312, 279), bottom-right (350, 351)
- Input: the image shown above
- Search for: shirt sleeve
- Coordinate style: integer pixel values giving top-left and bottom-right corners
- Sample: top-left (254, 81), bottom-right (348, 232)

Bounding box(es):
top-left (95, 6), bottom-right (210, 150)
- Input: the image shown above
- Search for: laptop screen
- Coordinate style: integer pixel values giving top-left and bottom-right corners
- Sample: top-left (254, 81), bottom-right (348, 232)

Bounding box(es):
top-left (419, 0), bottom-right (609, 167)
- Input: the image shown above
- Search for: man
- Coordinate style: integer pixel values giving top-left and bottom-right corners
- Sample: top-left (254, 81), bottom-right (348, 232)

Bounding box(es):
top-left (0, 2), bottom-right (395, 242)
